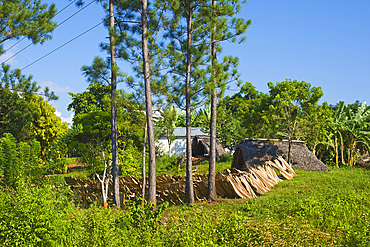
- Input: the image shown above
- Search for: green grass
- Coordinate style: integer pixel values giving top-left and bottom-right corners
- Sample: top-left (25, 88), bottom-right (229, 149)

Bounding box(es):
top-left (2, 166), bottom-right (370, 246)
top-left (60, 161), bottom-right (370, 245)
top-left (38, 154), bottom-right (370, 245)
top-left (50, 157), bottom-right (93, 179)
top-left (58, 169), bottom-right (92, 179)
top-left (66, 157), bottom-right (79, 165)
top-left (156, 167), bottom-right (370, 246)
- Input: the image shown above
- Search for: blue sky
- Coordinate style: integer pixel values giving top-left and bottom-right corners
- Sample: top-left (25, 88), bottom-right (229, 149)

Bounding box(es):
top-left (0, 0), bottom-right (369, 125)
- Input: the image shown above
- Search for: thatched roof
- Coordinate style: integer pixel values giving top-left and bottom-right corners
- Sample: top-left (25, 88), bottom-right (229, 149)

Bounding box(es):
top-left (178, 135), bottom-right (227, 165)
top-left (232, 138), bottom-right (331, 173)
top-left (192, 135), bottom-right (227, 158)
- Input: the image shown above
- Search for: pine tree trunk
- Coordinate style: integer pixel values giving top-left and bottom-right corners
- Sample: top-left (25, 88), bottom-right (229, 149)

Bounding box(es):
top-left (109, 0), bottom-right (120, 208)
top-left (185, 2), bottom-right (194, 204)
top-left (142, 121), bottom-right (147, 201)
top-left (208, 0), bottom-right (217, 201)
top-left (142, 0), bottom-right (156, 205)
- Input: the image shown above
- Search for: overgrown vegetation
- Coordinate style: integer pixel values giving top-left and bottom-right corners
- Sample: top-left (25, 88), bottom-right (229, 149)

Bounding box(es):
top-left (1, 167), bottom-right (369, 246)
top-left (1, 0), bottom-right (370, 245)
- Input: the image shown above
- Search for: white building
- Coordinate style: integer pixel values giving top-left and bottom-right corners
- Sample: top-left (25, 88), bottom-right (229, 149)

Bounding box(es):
top-left (157, 127), bottom-right (206, 156)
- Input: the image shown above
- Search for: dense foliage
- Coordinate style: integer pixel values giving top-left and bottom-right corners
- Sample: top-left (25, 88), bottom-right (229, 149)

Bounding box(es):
top-left (0, 64), bottom-right (63, 141)
top-left (0, 0), bottom-right (60, 152)
top-left (317, 101), bottom-right (370, 168)
top-left (68, 84), bottom-right (145, 177)
top-left (199, 80), bottom-right (333, 152)
top-left (1, 0), bottom-right (370, 244)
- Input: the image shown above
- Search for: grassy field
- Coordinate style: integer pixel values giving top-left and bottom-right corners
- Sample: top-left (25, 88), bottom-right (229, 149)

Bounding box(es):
top-left (64, 155), bottom-right (370, 246)
top-left (153, 167), bottom-right (370, 246)
top-left (3, 157), bottom-right (368, 246)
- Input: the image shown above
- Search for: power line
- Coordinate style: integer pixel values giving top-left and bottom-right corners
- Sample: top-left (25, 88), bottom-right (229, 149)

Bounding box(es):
top-left (2, 0), bottom-right (79, 55)
top-left (2, 38), bottom-right (26, 54)
top-left (55, 0), bottom-right (79, 17)
top-left (1, 0), bottom-right (96, 62)
top-left (56, 0), bottom-right (96, 30)
top-left (21, 21), bottom-right (104, 71)
top-left (2, 43), bottom-right (33, 63)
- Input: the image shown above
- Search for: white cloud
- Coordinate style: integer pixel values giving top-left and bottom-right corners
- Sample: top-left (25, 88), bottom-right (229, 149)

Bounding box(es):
top-left (0, 49), bottom-right (18, 66)
top-left (54, 110), bottom-right (62, 117)
top-left (41, 81), bottom-right (71, 93)
top-left (61, 113), bottom-right (74, 127)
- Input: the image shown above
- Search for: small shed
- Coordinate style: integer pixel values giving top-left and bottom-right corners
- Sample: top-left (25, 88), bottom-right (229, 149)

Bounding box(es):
top-left (232, 138), bottom-right (331, 173)
top-left (178, 135), bottom-right (227, 165)
top-left (192, 135), bottom-right (227, 158)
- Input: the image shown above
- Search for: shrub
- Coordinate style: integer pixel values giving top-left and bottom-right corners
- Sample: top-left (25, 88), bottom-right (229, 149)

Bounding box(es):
top-left (218, 154), bottom-right (233, 163)
top-left (0, 133), bottom-right (41, 187)
top-left (0, 184), bottom-right (74, 246)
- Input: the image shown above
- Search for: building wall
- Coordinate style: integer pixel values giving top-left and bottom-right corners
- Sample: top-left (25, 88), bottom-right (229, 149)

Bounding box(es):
top-left (157, 127), bottom-right (206, 156)
top-left (158, 137), bottom-right (187, 156)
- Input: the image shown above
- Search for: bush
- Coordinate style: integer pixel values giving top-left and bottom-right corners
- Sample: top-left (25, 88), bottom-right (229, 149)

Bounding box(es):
top-left (0, 183), bottom-right (169, 246)
top-left (0, 184), bottom-right (74, 246)
top-left (0, 133), bottom-right (41, 187)
top-left (218, 154), bottom-right (233, 163)
top-left (156, 155), bottom-right (181, 175)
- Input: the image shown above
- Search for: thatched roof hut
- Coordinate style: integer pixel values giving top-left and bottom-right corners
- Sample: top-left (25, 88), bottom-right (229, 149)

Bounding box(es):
top-left (178, 135), bottom-right (227, 165)
top-left (232, 138), bottom-right (331, 173)
top-left (192, 135), bottom-right (227, 158)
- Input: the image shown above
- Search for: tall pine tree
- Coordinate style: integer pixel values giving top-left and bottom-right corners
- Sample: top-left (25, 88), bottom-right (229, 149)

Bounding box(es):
top-left (108, 0), bottom-right (120, 208)
top-left (205, 0), bottom-right (250, 201)
top-left (111, 0), bottom-right (169, 205)
top-left (162, 0), bottom-right (212, 204)
top-left (162, 0), bottom-right (250, 203)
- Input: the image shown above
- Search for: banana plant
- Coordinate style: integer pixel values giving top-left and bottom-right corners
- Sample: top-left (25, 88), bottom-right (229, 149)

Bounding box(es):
top-left (327, 101), bottom-right (347, 167)
top-left (325, 101), bottom-right (370, 167)
top-left (344, 101), bottom-right (370, 166)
